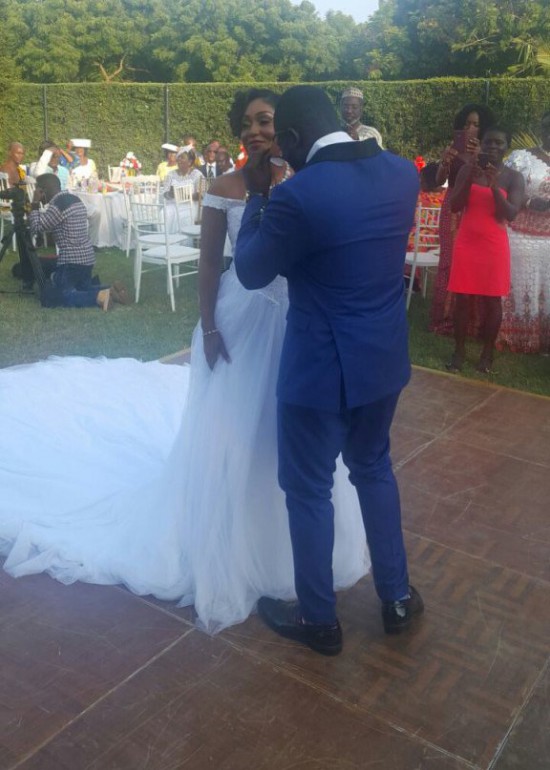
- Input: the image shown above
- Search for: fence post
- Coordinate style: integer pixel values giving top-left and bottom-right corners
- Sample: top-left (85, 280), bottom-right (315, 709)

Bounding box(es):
top-left (484, 79), bottom-right (491, 105)
top-left (164, 84), bottom-right (169, 142)
top-left (43, 84), bottom-right (48, 139)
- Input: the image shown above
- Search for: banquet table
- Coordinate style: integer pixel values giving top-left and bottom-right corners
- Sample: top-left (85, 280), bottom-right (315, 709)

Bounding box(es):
top-left (74, 191), bottom-right (127, 249)
top-left (497, 229), bottom-right (550, 354)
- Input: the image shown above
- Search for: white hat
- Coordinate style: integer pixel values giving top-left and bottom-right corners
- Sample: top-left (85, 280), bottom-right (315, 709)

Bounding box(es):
top-left (126, 152), bottom-right (136, 159)
top-left (177, 144), bottom-right (194, 157)
top-left (341, 87), bottom-right (364, 101)
top-left (71, 138), bottom-right (92, 148)
top-left (161, 143), bottom-right (178, 152)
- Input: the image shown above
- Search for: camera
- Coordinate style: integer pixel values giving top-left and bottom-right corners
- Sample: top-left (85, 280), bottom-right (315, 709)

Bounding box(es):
top-left (0, 183), bottom-right (28, 218)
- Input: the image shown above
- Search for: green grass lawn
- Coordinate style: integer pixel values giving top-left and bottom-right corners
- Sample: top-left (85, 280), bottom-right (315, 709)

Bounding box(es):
top-left (1, 246), bottom-right (549, 397)
top-left (0, 247), bottom-right (199, 367)
top-left (407, 284), bottom-right (550, 397)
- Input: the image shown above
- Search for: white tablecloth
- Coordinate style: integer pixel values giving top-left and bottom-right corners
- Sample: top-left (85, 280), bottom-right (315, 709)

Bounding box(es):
top-left (74, 191), bottom-right (127, 249)
top-left (498, 229), bottom-right (550, 354)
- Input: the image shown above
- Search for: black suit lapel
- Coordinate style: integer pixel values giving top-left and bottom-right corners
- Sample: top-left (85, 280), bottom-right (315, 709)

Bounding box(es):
top-left (306, 138), bottom-right (381, 166)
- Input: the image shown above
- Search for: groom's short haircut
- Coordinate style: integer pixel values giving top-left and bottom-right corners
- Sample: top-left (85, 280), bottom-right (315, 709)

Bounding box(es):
top-left (274, 86), bottom-right (340, 138)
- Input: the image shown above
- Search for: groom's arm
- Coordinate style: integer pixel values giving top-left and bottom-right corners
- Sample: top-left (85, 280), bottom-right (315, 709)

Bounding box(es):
top-left (234, 183), bottom-right (306, 290)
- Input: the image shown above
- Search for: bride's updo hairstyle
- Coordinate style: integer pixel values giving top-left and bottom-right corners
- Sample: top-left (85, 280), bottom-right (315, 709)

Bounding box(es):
top-left (228, 88), bottom-right (280, 137)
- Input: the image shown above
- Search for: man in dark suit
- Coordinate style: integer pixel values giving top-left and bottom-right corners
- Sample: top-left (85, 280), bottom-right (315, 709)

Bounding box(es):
top-left (199, 142), bottom-right (219, 179)
top-left (234, 86), bottom-right (423, 656)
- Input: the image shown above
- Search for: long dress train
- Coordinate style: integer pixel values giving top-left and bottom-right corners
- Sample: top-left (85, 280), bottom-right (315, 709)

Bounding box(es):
top-left (0, 194), bottom-right (370, 634)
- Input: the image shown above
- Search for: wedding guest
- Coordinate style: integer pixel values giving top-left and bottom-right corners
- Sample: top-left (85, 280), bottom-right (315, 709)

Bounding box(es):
top-left (156, 143), bottom-right (178, 181)
top-left (163, 149), bottom-right (203, 197)
top-left (29, 174), bottom-right (128, 310)
top-left (199, 142), bottom-right (219, 179)
top-left (430, 104), bottom-right (494, 335)
top-left (215, 147), bottom-right (233, 175)
top-left (58, 140), bottom-right (78, 170)
top-left (446, 127), bottom-right (524, 373)
top-left (340, 87), bottom-right (383, 147)
top-left (30, 143), bottom-right (70, 190)
top-left (0, 142), bottom-right (26, 185)
top-left (71, 139), bottom-right (97, 182)
top-left (180, 135), bottom-right (204, 165)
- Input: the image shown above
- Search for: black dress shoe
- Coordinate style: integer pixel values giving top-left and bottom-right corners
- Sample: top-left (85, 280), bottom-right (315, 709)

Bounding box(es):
top-left (381, 585), bottom-right (424, 634)
top-left (257, 597), bottom-right (342, 656)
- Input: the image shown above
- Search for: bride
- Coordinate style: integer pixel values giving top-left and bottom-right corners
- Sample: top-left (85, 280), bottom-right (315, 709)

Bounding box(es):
top-left (0, 89), bottom-right (370, 634)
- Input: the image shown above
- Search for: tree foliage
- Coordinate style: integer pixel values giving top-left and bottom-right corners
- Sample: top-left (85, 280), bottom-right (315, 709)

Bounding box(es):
top-left (354, 0), bottom-right (550, 80)
top-left (1, 0), bottom-right (548, 83)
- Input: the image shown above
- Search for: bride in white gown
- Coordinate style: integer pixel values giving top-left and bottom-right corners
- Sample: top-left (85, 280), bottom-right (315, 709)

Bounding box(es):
top-left (0, 89), bottom-right (370, 634)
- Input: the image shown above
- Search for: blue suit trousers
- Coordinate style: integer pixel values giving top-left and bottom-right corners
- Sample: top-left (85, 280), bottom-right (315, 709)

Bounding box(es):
top-left (277, 393), bottom-right (409, 625)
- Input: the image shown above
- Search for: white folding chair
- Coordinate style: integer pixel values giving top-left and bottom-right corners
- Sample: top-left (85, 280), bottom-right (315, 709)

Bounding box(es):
top-left (108, 166), bottom-right (123, 183)
top-left (132, 199), bottom-right (200, 312)
top-left (121, 179), bottom-right (161, 256)
top-left (128, 176), bottom-right (160, 195)
top-left (405, 204), bottom-right (441, 310)
top-left (0, 172), bottom-right (16, 251)
top-left (23, 177), bottom-right (36, 203)
top-left (173, 184), bottom-right (201, 246)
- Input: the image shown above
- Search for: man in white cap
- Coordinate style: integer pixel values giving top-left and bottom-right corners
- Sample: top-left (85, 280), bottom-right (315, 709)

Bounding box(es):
top-left (340, 87), bottom-right (383, 147)
top-left (156, 143), bottom-right (178, 181)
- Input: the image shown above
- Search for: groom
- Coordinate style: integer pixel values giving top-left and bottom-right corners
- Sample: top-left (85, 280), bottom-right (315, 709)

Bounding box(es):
top-left (234, 86), bottom-right (422, 655)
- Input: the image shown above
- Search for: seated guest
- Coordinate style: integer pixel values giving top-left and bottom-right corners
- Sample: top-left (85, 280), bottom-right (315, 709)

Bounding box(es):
top-left (71, 139), bottom-right (97, 182)
top-left (58, 140), bottom-right (79, 170)
top-left (180, 135), bottom-right (203, 165)
top-left (0, 142), bottom-right (26, 186)
top-left (29, 174), bottom-right (129, 311)
top-left (156, 143), bottom-right (178, 181)
top-left (163, 149), bottom-right (202, 197)
top-left (30, 143), bottom-right (70, 190)
top-left (215, 147), bottom-right (233, 175)
top-left (29, 140), bottom-right (56, 177)
top-left (340, 87), bottom-right (383, 147)
top-left (199, 142), bottom-right (219, 179)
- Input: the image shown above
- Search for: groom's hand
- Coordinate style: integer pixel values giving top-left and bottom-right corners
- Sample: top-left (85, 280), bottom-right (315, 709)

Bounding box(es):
top-left (242, 149), bottom-right (272, 198)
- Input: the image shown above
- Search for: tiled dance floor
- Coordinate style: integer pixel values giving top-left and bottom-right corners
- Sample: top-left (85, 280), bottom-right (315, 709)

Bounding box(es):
top-left (2, 363), bottom-right (549, 770)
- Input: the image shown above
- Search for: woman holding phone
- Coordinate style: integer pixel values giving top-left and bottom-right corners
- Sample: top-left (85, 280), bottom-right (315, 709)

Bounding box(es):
top-left (446, 127), bottom-right (524, 373)
top-left (430, 103), bottom-right (495, 334)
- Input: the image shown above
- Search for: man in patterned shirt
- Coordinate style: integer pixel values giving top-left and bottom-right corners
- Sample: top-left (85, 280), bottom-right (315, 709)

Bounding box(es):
top-left (29, 175), bottom-right (127, 309)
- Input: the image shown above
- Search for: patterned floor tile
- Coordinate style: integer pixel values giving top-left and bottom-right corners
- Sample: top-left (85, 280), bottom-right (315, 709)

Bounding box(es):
top-left (0, 571), bottom-right (187, 769)
top-left (17, 630), bottom-right (475, 770)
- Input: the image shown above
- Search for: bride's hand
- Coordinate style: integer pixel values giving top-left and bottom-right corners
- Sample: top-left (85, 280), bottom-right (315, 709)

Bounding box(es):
top-left (203, 330), bottom-right (231, 370)
top-left (242, 149), bottom-right (272, 198)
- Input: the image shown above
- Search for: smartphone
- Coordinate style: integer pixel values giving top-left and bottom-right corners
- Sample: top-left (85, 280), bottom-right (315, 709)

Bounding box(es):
top-left (477, 152), bottom-right (490, 169)
top-left (452, 129), bottom-right (467, 154)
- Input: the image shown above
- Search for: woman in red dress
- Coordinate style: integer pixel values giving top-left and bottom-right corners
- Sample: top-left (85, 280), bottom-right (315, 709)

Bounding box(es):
top-left (430, 104), bottom-right (495, 335)
top-left (446, 127), bottom-right (525, 373)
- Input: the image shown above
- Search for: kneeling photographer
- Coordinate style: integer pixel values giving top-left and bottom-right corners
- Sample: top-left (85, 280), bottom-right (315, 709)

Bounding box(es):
top-left (30, 174), bottom-right (128, 310)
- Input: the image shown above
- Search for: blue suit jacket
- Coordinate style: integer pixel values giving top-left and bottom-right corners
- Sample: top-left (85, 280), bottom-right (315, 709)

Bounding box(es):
top-left (235, 140), bottom-right (419, 412)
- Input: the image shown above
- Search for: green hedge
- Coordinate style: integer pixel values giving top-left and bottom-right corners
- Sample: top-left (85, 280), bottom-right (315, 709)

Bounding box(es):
top-left (1, 78), bottom-right (549, 177)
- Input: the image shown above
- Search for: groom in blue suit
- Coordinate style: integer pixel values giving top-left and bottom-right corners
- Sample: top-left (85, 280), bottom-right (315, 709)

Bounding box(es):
top-left (235, 86), bottom-right (423, 655)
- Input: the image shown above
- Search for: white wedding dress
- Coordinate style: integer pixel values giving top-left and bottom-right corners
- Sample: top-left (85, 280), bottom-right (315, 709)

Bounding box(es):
top-left (0, 194), bottom-right (370, 633)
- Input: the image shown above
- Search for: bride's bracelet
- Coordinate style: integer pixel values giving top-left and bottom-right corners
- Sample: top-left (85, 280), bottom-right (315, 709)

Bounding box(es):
top-left (202, 328), bottom-right (219, 337)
